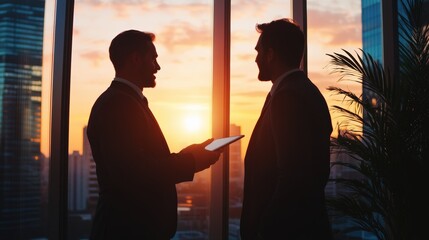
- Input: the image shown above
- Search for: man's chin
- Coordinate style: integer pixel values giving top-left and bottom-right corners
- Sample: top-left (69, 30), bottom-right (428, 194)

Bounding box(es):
top-left (143, 80), bottom-right (156, 88)
top-left (258, 74), bottom-right (271, 82)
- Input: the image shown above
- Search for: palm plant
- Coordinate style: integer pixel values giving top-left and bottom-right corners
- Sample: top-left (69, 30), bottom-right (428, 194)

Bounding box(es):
top-left (326, 0), bottom-right (429, 239)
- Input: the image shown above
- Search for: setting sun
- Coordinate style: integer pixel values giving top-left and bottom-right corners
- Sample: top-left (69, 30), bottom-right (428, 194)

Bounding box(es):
top-left (183, 115), bottom-right (203, 133)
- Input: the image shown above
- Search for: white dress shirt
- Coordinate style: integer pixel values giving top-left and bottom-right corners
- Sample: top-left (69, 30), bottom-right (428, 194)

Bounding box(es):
top-left (113, 77), bottom-right (147, 101)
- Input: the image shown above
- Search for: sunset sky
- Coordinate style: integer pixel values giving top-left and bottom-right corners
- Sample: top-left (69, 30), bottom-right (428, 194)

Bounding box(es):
top-left (41, 0), bottom-right (362, 157)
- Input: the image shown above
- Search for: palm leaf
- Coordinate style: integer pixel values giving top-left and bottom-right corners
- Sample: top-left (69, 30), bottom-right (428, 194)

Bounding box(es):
top-left (326, 0), bottom-right (429, 239)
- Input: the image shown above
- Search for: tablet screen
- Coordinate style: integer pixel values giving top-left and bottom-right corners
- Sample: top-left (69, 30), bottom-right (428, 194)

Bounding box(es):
top-left (205, 135), bottom-right (245, 151)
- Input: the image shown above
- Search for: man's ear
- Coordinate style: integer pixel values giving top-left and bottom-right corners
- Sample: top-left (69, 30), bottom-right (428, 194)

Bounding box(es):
top-left (130, 51), bottom-right (141, 63)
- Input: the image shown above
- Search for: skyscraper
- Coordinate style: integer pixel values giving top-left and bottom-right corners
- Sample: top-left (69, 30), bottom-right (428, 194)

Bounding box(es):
top-left (361, 0), bottom-right (385, 117)
top-left (0, 0), bottom-right (45, 238)
top-left (362, 0), bottom-right (429, 89)
top-left (362, 0), bottom-right (383, 64)
top-left (83, 126), bottom-right (98, 214)
top-left (361, 0), bottom-right (429, 139)
top-left (68, 151), bottom-right (87, 211)
top-left (229, 124), bottom-right (243, 206)
top-left (228, 124), bottom-right (244, 240)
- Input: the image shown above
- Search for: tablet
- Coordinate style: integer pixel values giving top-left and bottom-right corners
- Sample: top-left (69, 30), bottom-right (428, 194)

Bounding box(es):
top-left (205, 135), bottom-right (245, 151)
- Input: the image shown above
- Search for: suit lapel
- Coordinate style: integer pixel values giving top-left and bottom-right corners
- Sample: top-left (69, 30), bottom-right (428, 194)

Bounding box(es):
top-left (110, 81), bottom-right (170, 153)
top-left (247, 71), bottom-right (304, 155)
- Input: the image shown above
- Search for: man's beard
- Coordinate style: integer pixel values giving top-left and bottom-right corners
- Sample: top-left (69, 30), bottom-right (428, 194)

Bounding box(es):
top-left (145, 80), bottom-right (156, 88)
top-left (142, 77), bottom-right (156, 88)
top-left (257, 67), bottom-right (271, 82)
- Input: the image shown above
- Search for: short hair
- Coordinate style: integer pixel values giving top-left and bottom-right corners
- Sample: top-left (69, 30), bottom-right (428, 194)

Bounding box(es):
top-left (109, 30), bottom-right (155, 71)
top-left (256, 18), bottom-right (304, 68)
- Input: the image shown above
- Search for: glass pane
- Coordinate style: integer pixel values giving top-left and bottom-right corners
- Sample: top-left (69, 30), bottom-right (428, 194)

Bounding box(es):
top-left (230, 0), bottom-right (291, 239)
top-left (68, 1), bottom-right (213, 239)
top-left (307, 0), bottom-right (365, 239)
top-left (0, 0), bottom-right (52, 238)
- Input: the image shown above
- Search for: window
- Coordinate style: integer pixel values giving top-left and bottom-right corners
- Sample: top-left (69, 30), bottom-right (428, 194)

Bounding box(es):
top-left (68, 0), bottom-right (213, 238)
top-left (229, 1), bottom-right (292, 238)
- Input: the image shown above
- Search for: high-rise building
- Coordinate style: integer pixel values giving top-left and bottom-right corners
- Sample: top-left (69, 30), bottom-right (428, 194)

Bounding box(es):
top-left (229, 124), bottom-right (243, 240)
top-left (229, 124), bottom-right (243, 188)
top-left (68, 151), bottom-right (88, 211)
top-left (83, 126), bottom-right (98, 214)
top-left (0, 0), bottom-right (45, 238)
top-left (229, 123), bottom-right (243, 211)
top-left (362, 0), bottom-right (383, 64)
top-left (362, 0), bottom-right (429, 62)
top-left (327, 149), bottom-right (375, 239)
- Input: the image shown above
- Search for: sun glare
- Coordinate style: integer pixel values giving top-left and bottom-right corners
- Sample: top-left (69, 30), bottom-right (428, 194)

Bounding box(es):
top-left (184, 115), bottom-right (203, 133)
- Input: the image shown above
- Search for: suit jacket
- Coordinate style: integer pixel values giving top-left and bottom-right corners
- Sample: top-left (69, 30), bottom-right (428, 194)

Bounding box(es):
top-left (87, 81), bottom-right (196, 239)
top-left (240, 71), bottom-right (333, 240)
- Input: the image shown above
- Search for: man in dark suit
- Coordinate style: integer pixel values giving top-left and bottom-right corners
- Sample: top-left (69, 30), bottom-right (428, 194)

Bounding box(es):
top-left (87, 30), bottom-right (220, 240)
top-left (240, 19), bottom-right (333, 239)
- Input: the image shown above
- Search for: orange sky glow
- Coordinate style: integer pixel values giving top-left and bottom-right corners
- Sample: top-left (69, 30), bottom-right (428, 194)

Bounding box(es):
top-left (41, 0), bottom-right (362, 158)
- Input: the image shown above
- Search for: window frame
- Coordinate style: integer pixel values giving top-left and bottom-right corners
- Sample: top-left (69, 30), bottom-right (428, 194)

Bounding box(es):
top-left (48, 0), bottom-right (74, 239)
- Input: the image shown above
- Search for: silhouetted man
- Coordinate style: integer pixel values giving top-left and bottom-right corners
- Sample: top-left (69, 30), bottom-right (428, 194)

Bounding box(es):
top-left (87, 30), bottom-right (220, 240)
top-left (240, 19), bottom-right (333, 239)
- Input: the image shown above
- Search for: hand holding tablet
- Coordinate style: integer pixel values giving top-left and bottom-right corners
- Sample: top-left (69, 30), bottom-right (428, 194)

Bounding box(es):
top-left (204, 135), bottom-right (245, 151)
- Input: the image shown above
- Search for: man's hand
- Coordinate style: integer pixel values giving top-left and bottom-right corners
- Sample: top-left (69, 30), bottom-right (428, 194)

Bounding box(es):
top-left (180, 138), bottom-right (221, 172)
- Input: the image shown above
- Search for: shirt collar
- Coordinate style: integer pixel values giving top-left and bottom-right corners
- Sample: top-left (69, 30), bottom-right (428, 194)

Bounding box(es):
top-left (269, 68), bottom-right (302, 96)
top-left (113, 77), bottom-right (146, 100)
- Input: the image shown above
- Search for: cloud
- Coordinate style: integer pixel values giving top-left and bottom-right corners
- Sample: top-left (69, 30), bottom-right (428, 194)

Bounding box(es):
top-left (72, 28), bottom-right (81, 37)
top-left (158, 2), bottom-right (211, 15)
top-left (231, 0), bottom-right (270, 19)
top-left (80, 50), bottom-right (106, 66)
top-left (309, 71), bottom-right (362, 96)
top-left (78, 0), bottom-right (154, 5)
top-left (308, 0), bottom-right (361, 15)
top-left (157, 21), bottom-right (211, 52)
top-left (77, 0), bottom-right (211, 19)
top-left (76, 0), bottom-right (273, 22)
top-left (234, 53), bottom-right (255, 61)
top-left (75, 1), bottom-right (213, 50)
top-left (307, 8), bottom-right (361, 46)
